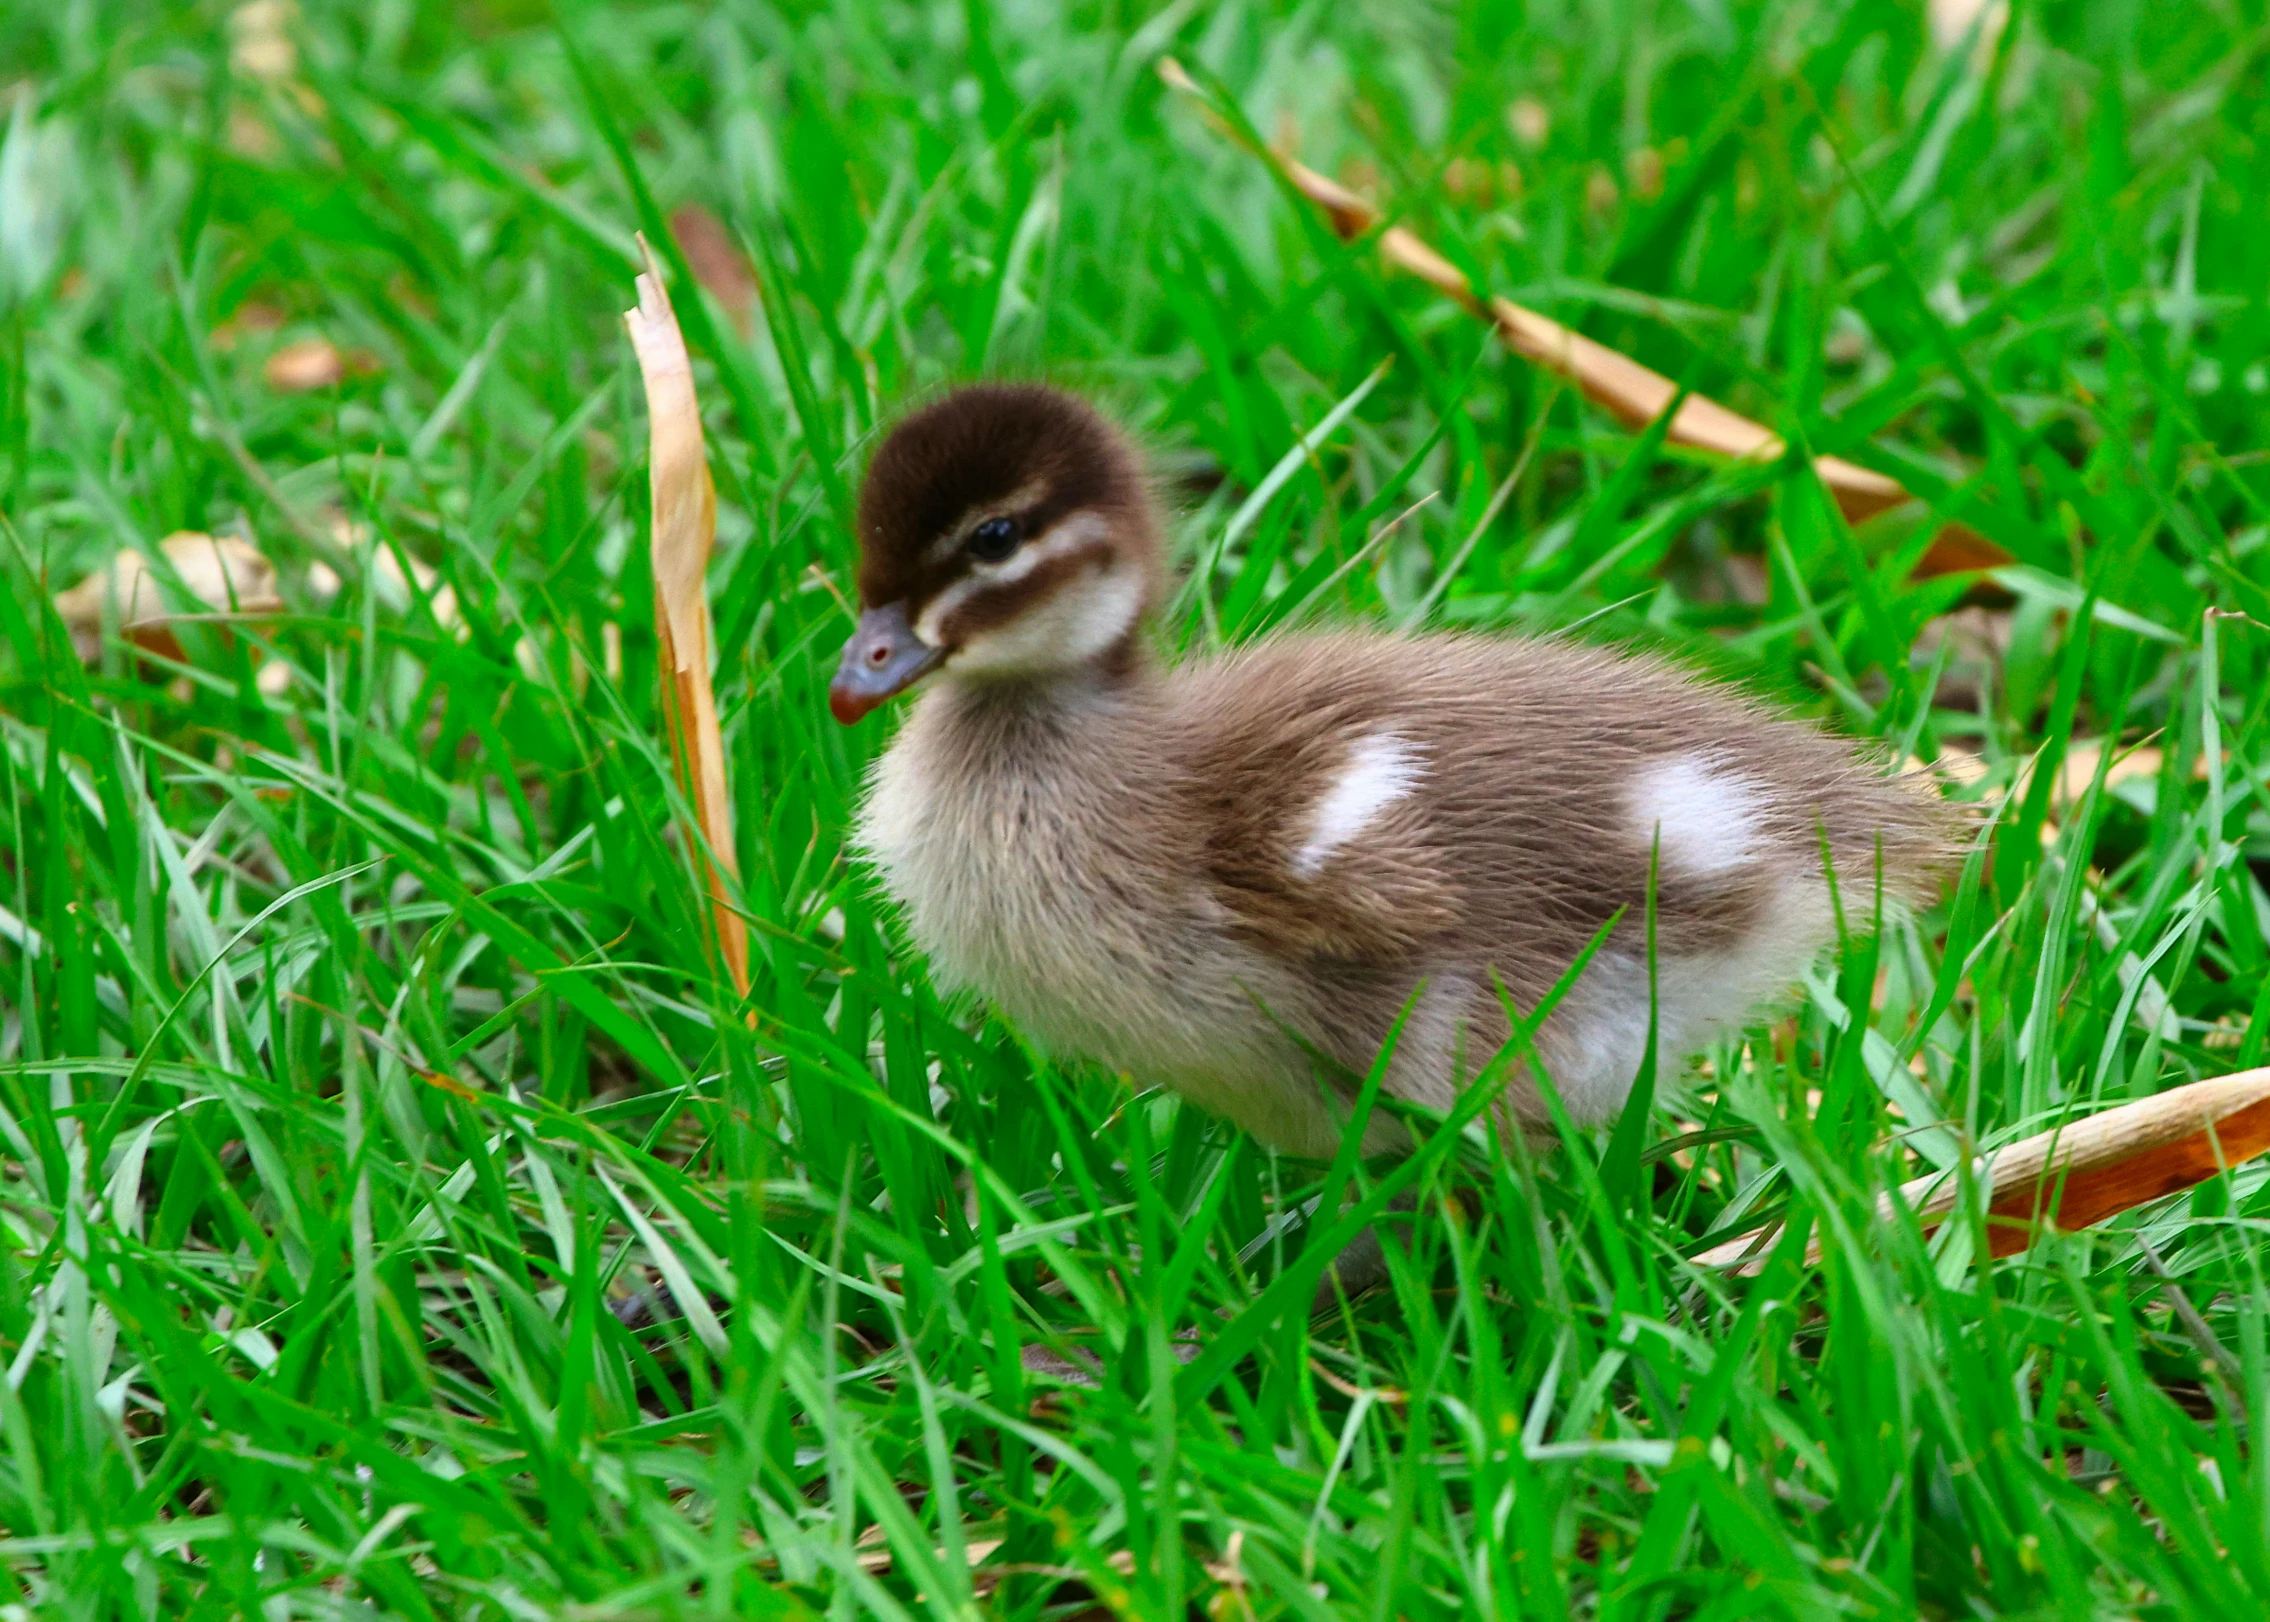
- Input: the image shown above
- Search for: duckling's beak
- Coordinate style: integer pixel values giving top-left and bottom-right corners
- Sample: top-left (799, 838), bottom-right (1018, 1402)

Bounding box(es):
top-left (829, 601), bottom-right (945, 724)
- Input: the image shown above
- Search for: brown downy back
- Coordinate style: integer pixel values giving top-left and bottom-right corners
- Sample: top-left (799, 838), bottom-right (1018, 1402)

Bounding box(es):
top-left (1172, 632), bottom-right (1964, 981)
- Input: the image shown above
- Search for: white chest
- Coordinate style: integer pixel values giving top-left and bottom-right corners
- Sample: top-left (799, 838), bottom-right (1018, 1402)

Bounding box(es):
top-left (853, 703), bottom-right (1335, 1148)
top-left (859, 736), bottom-right (1113, 1010)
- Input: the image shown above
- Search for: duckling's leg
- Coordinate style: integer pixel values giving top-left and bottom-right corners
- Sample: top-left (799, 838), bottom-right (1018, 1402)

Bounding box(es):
top-left (1311, 1196), bottom-right (1411, 1309)
top-left (1300, 977), bottom-right (1488, 1309)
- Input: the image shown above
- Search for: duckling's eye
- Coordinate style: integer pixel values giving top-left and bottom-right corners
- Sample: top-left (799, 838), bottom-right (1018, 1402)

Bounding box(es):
top-left (967, 515), bottom-right (1021, 563)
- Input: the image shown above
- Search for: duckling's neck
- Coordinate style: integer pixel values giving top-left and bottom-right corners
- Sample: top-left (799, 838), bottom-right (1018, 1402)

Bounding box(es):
top-left (934, 633), bottom-right (1161, 734)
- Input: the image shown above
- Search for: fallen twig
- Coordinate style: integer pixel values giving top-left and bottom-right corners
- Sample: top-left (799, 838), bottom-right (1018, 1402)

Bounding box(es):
top-left (1696, 1067), bottom-right (2270, 1272)
top-left (1158, 58), bottom-right (2011, 580)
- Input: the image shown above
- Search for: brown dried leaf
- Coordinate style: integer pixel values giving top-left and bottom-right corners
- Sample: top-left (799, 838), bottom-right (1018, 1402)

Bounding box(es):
top-left (262, 339), bottom-right (376, 393)
top-left (1157, 59), bottom-right (2011, 581)
top-left (307, 520), bottom-right (462, 632)
top-left (669, 204), bottom-right (757, 337)
top-left (624, 235), bottom-right (750, 999)
top-left (1507, 98), bottom-right (1551, 150)
top-left (1922, 736), bottom-right (2176, 817)
top-left (229, 1), bottom-right (299, 81)
top-left (53, 532), bottom-right (283, 662)
top-left (1020, 1341), bottom-right (1102, 1386)
top-left (264, 337), bottom-right (344, 392)
top-left (1697, 1067), bottom-right (2270, 1273)
top-left (210, 302), bottom-right (286, 353)
top-left (852, 1532), bottom-right (1008, 1585)
top-left (2050, 738), bottom-right (2166, 812)
top-left (227, 107), bottom-right (282, 163)
top-left (1929, 0), bottom-right (2009, 54)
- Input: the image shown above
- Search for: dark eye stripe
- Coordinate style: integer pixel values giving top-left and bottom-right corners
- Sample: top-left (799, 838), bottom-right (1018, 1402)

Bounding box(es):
top-left (933, 539), bottom-right (1116, 642)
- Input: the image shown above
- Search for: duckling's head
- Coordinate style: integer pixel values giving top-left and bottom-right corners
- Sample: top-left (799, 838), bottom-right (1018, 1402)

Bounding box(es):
top-left (829, 384), bottom-right (1163, 724)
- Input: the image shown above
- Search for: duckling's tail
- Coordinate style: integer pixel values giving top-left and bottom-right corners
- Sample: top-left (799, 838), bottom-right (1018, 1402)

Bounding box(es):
top-left (1814, 759), bottom-right (1975, 914)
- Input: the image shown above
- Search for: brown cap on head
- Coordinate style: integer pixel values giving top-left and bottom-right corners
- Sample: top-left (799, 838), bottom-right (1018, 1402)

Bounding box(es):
top-left (829, 385), bottom-right (1164, 722)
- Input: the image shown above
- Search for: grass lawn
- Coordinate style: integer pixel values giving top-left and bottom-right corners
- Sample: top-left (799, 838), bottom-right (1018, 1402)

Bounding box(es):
top-left (6, 0), bottom-right (2270, 1615)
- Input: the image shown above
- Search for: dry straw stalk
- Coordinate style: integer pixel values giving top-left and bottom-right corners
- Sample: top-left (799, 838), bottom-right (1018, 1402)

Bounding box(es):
top-left (624, 235), bottom-right (751, 999)
top-left (1158, 59), bottom-right (2010, 579)
top-left (1696, 1066), bottom-right (2270, 1273)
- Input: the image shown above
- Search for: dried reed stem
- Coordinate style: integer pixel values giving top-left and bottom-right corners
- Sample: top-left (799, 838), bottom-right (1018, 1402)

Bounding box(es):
top-left (624, 235), bottom-right (751, 999)
top-left (1697, 1066), bottom-right (2270, 1273)
top-left (1159, 59), bottom-right (2010, 578)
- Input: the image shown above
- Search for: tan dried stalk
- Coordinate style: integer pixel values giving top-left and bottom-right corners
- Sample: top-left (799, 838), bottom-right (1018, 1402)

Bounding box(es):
top-left (624, 235), bottom-right (751, 1000)
top-left (1697, 1066), bottom-right (2270, 1273)
top-left (1159, 60), bottom-right (2010, 579)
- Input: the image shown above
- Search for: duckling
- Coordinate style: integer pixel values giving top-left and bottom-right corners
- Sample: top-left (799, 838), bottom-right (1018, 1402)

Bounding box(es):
top-left (830, 384), bottom-right (1960, 1164)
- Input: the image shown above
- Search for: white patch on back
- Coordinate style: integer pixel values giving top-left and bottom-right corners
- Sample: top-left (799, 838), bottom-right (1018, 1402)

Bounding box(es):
top-left (1629, 753), bottom-right (1766, 876)
top-left (1539, 876), bottom-right (1839, 1124)
top-left (1292, 732), bottom-right (1425, 877)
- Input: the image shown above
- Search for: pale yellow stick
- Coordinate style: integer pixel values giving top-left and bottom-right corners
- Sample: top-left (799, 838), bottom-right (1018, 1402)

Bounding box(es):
top-left (1697, 1066), bottom-right (2270, 1273)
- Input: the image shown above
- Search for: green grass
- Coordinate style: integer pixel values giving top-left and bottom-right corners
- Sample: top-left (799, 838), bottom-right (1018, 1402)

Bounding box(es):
top-left (3, 0), bottom-right (2269, 1616)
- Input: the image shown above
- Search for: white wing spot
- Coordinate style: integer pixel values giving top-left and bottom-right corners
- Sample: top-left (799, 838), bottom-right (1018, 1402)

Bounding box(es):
top-left (1292, 732), bottom-right (1425, 877)
top-left (1630, 753), bottom-right (1765, 875)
